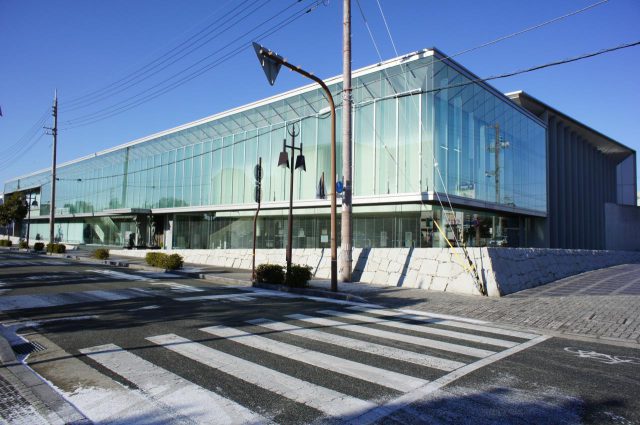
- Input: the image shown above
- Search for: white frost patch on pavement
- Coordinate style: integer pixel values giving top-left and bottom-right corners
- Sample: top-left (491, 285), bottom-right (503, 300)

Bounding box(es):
top-left (86, 269), bottom-right (150, 281)
top-left (58, 385), bottom-right (183, 424)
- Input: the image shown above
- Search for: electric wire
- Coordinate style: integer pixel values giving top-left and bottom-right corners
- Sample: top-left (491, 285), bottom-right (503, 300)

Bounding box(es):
top-left (62, 0), bottom-right (269, 112)
top-left (61, 0), bottom-right (321, 129)
top-left (61, 0), bottom-right (248, 108)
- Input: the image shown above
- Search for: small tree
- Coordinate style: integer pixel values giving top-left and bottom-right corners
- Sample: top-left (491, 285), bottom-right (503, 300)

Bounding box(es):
top-left (0, 192), bottom-right (28, 240)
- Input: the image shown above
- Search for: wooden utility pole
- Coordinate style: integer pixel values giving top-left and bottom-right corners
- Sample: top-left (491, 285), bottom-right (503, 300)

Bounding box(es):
top-left (341, 0), bottom-right (353, 282)
top-left (49, 90), bottom-right (58, 248)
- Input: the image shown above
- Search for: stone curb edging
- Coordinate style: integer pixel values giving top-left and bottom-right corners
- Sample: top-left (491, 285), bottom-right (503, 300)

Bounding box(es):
top-left (252, 282), bottom-right (369, 303)
top-left (0, 328), bottom-right (90, 424)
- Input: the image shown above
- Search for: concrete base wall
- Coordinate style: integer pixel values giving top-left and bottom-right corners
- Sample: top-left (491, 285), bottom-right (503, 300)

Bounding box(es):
top-left (605, 203), bottom-right (640, 251)
top-left (111, 247), bottom-right (640, 297)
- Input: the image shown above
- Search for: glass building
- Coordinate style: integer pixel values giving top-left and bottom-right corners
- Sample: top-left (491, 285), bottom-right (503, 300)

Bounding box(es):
top-left (4, 49), bottom-right (548, 250)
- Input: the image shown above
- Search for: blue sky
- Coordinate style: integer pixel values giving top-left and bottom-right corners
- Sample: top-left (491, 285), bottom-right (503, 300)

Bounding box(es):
top-left (1, 0), bottom-right (639, 189)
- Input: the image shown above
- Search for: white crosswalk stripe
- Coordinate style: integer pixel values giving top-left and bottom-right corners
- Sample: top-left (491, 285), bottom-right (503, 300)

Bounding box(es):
top-left (66, 305), bottom-right (546, 423)
top-left (86, 269), bottom-right (150, 281)
top-left (348, 306), bottom-right (540, 340)
top-left (318, 309), bottom-right (518, 348)
top-left (287, 313), bottom-right (495, 358)
top-left (177, 294), bottom-right (257, 302)
top-left (149, 281), bottom-right (204, 292)
top-left (80, 343), bottom-right (268, 424)
top-left (146, 333), bottom-right (377, 419)
top-left (248, 318), bottom-right (465, 371)
top-left (0, 288), bottom-right (149, 311)
top-left (201, 325), bottom-right (429, 392)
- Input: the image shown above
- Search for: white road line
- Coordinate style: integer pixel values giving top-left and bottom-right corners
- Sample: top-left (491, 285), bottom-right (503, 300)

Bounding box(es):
top-left (86, 269), bottom-right (150, 281)
top-left (248, 319), bottom-right (465, 372)
top-left (0, 289), bottom-right (149, 311)
top-left (320, 310), bottom-right (517, 348)
top-left (350, 335), bottom-right (553, 425)
top-left (349, 307), bottom-right (540, 340)
top-left (147, 333), bottom-right (376, 419)
top-left (287, 314), bottom-right (495, 358)
top-left (176, 294), bottom-right (258, 302)
top-left (149, 282), bottom-right (204, 292)
top-left (80, 343), bottom-right (267, 424)
top-left (201, 325), bottom-right (428, 393)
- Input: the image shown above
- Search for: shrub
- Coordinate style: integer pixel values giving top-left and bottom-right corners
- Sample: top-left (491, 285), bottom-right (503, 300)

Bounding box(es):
top-left (145, 252), bottom-right (183, 270)
top-left (33, 242), bottom-right (45, 252)
top-left (286, 264), bottom-right (313, 288)
top-left (145, 252), bottom-right (162, 267)
top-left (163, 254), bottom-right (184, 270)
top-left (46, 243), bottom-right (66, 253)
top-left (19, 240), bottom-right (28, 249)
top-left (0, 240), bottom-right (12, 247)
top-left (93, 248), bottom-right (109, 260)
top-left (255, 264), bottom-right (284, 284)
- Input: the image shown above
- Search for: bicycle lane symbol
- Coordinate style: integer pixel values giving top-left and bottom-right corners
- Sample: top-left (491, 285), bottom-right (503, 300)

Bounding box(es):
top-left (564, 347), bottom-right (640, 365)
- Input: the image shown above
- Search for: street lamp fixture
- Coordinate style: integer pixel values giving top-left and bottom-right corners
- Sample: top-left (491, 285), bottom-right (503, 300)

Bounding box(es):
top-left (280, 124), bottom-right (305, 278)
top-left (24, 193), bottom-right (38, 250)
top-left (253, 42), bottom-right (338, 292)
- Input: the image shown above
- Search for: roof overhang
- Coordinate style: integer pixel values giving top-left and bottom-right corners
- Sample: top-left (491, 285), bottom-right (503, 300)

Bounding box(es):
top-left (507, 91), bottom-right (634, 164)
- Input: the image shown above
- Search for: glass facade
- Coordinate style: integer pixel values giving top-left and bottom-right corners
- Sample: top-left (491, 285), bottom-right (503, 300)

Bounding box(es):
top-left (4, 50), bottom-right (546, 248)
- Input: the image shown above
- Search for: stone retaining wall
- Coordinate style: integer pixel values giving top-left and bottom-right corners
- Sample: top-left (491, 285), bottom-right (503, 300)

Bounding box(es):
top-left (111, 247), bottom-right (640, 297)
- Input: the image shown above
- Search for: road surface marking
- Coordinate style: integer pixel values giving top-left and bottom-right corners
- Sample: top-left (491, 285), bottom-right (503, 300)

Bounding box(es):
top-left (80, 343), bottom-right (268, 424)
top-left (177, 293), bottom-right (258, 302)
top-left (564, 347), bottom-right (640, 365)
top-left (350, 335), bottom-right (552, 424)
top-left (201, 325), bottom-right (428, 392)
top-left (320, 310), bottom-right (517, 348)
top-left (287, 313), bottom-right (495, 358)
top-left (248, 318), bottom-right (465, 371)
top-left (349, 307), bottom-right (540, 340)
top-left (86, 269), bottom-right (150, 281)
top-left (149, 281), bottom-right (204, 292)
top-left (147, 333), bottom-right (377, 419)
top-left (0, 289), bottom-right (149, 311)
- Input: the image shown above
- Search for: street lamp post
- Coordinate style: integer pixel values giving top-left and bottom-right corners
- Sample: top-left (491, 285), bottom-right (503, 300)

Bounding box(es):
top-left (279, 123), bottom-right (306, 278)
top-left (253, 42), bottom-right (338, 292)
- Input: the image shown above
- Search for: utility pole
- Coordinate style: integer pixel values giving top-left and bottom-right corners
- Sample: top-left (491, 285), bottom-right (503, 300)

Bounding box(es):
top-left (494, 124), bottom-right (501, 204)
top-left (340, 0), bottom-right (353, 282)
top-left (48, 90), bottom-right (58, 249)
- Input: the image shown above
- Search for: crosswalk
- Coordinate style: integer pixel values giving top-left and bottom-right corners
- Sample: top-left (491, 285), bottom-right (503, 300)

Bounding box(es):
top-left (64, 306), bottom-right (549, 424)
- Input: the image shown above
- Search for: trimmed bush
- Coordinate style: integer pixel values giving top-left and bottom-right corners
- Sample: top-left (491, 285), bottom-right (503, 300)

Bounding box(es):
top-left (286, 264), bottom-right (313, 288)
top-left (145, 252), bottom-right (183, 270)
top-left (93, 248), bottom-right (110, 260)
top-left (46, 243), bottom-right (66, 254)
top-left (33, 242), bottom-right (45, 252)
top-left (19, 240), bottom-right (28, 249)
top-left (255, 264), bottom-right (285, 284)
top-left (163, 253), bottom-right (184, 270)
top-left (0, 240), bottom-right (12, 247)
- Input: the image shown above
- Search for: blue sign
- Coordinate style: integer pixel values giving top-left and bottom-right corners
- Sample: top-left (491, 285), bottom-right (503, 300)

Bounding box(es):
top-left (336, 181), bottom-right (344, 194)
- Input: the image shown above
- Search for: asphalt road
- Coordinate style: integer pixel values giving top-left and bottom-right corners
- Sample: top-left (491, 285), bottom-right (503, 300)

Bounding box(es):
top-left (1, 250), bottom-right (639, 424)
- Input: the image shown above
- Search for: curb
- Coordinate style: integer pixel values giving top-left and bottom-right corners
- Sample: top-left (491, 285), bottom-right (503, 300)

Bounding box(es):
top-left (252, 282), bottom-right (369, 303)
top-left (0, 327), bottom-right (90, 424)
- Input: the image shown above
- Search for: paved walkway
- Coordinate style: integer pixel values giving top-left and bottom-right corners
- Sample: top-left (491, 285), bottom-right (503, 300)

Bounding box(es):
top-left (310, 264), bottom-right (640, 345)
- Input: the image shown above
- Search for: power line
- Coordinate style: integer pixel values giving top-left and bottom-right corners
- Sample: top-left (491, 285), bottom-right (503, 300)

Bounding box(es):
top-left (61, 0), bottom-right (321, 129)
top-left (62, 0), bottom-right (269, 111)
top-left (51, 38), bottom-right (640, 183)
